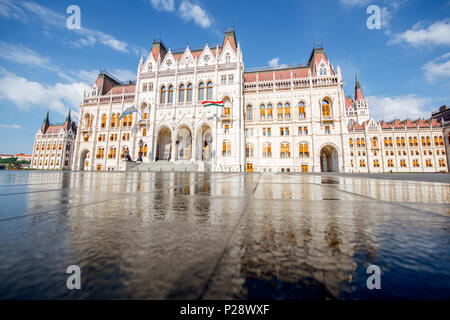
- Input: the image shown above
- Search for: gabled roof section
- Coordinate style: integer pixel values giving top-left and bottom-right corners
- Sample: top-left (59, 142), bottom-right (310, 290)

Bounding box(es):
top-left (222, 30), bottom-right (237, 52)
top-left (95, 72), bottom-right (122, 95)
top-left (151, 40), bottom-right (168, 62)
top-left (345, 96), bottom-right (354, 110)
top-left (308, 47), bottom-right (335, 76)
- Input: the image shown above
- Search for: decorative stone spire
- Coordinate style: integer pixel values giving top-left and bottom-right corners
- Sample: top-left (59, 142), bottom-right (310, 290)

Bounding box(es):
top-left (41, 110), bottom-right (50, 133)
top-left (355, 72), bottom-right (364, 101)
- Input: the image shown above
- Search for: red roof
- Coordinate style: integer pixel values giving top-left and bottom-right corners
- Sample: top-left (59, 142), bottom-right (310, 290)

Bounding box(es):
top-left (45, 125), bottom-right (63, 134)
top-left (244, 73), bottom-right (257, 82)
top-left (380, 121), bottom-right (392, 129)
top-left (274, 70), bottom-right (291, 80)
top-left (345, 96), bottom-right (353, 110)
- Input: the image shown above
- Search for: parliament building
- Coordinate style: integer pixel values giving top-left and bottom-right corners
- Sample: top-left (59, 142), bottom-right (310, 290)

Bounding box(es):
top-left (64, 31), bottom-right (447, 173)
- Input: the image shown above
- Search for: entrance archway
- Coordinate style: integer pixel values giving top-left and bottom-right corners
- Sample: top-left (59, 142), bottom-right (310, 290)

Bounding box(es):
top-left (79, 150), bottom-right (89, 171)
top-left (196, 125), bottom-right (212, 161)
top-left (320, 145), bottom-right (339, 172)
top-left (176, 126), bottom-right (192, 161)
top-left (156, 127), bottom-right (172, 161)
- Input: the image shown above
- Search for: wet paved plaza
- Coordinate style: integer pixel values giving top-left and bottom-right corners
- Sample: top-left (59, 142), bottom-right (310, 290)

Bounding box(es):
top-left (0, 171), bottom-right (449, 299)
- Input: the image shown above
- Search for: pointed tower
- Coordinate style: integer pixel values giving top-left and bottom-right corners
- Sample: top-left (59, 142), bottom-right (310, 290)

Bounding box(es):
top-left (64, 109), bottom-right (72, 131)
top-left (355, 72), bottom-right (364, 101)
top-left (41, 110), bottom-right (50, 134)
top-left (353, 73), bottom-right (370, 123)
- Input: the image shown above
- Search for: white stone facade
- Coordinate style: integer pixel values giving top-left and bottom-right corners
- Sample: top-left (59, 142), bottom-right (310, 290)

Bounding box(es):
top-left (31, 111), bottom-right (76, 170)
top-left (70, 31), bottom-right (448, 173)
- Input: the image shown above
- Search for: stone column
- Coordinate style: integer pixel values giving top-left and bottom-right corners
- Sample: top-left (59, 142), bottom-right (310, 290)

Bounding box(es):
top-left (191, 134), bottom-right (196, 162)
top-left (170, 136), bottom-right (176, 162)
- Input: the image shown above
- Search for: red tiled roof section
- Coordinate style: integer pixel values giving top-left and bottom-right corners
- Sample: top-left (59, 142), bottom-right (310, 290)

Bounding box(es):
top-left (431, 119), bottom-right (441, 127)
top-left (244, 73), bottom-right (257, 82)
top-left (380, 121), bottom-right (392, 129)
top-left (292, 68), bottom-right (308, 78)
top-left (222, 31), bottom-right (237, 52)
top-left (402, 120), bottom-right (416, 128)
top-left (258, 71), bottom-right (273, 81)
top-left (45, 125), bottom-right (63, 134)
top-left (345, 97), bottom-right (353, 110)
top-left (108, 85), bottom-right (136, 95)
top-left (274, 70), bottom-right (291, 80)
top-left (355, 87), bottom-right (364, 101)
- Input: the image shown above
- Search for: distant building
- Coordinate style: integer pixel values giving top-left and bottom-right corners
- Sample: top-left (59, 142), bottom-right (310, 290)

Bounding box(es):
top-left (31, 111), bottom-right (77, 170)
top-left (14, 153), bottom-right (32, 162)
top-left (432, 105), bottom-right (450, 171)
top-left (0, 154), bottom-right (13, 159)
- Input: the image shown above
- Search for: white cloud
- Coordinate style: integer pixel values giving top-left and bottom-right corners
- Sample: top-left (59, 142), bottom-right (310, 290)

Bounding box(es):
top-left (2, 1), bottom-right (133, 53)
top-left (0, 124), bottom-right (22, 129)
top-left (150, 0), bottom-right (175, 12)
top-left (390, 19), bottom-right (450, 46)
top-left (268, 57), bottom-right (288, 69)
top-left (0, 0), bottom-right (27, 20)
top-left (339, 0), bottom-right (371, 6)
top-left (178, 1), bottom-right (212, 28)
top-left (367, 94), bottom-right (432, 121)
top-left (0, 41), bottom-right (50, 67)
top-left (423, 52), bottom-right (450, 83)
top-left (0, 70), bottom-right (89, 116)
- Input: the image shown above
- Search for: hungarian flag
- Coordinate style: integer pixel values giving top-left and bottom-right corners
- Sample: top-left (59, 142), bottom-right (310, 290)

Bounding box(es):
top-left (202, 100), bottom-right (224, 107)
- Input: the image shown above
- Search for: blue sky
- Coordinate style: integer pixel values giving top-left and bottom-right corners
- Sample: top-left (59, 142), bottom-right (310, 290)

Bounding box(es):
top-left (0, 0), bottom-right (449, 154)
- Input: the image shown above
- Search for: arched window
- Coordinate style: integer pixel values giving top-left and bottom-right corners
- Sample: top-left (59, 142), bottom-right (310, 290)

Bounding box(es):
top-left (284, 103), bottom-right (290, 120)
top-left (298, 102), bottom-right (306, 119)
top-left (260, 104), bottom-right (266, 120)
top-left (322, 99), bottom-right (331, 116)
top-left (179, 84), bottom-right (185, 103)
top-left (143, 144), bottom-right (148, 157)
top-left (186, 83), bottom-right (193, 102)
top-left (206, 81), bottom-right (213, 100)
top-left (96, 147), bottom-right (105, 159)
top-left (222, 141), bottom-right (231, 157)
top-left (121, 146), bottom-right (128, 159)
top-left (122, 114), bottom-right (128, 127)
top-left (280, 143), bottom-right (290, 158)
top-left (101, 114), bottom-right (106, 128)
top-left (372, 137), bottom-right (378, 147)
top-left (349, 138), bottom-right (353, 147)
top-left (198, 82), bottom-right (205, 101)
top-left (277, 103), bottom-right (283, 120)
top-left (160, 86), bottom-right (166, 104)
top-left (263, 143), bottom-right (272, 158)
top-left (167, 85), bottom-right (174, 104)
top-left (247, 105), bottom-right (253, 121)
top-left (108, 147), bottom-right (116, 159)
top-left (246, 143), bottom-right (254, 158)
top-left (299, 143), bottom-right (309, 157)
top-left (267, 104), bottom-right (273, 120)
top-left (110, 113), bottom-right (116, 127)
top-left (128, 113), bottom-right (133, 127)
top-left (84, 114), bottom-right (92, 128)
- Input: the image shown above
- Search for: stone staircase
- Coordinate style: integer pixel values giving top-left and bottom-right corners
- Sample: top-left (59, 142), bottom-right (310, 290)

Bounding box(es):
top-left (128, 160), bottom-right (201, 172)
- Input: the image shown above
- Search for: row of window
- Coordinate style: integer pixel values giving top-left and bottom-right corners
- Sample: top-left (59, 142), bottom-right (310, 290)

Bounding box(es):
top-left (36, 143), bottom-right (70, 151)
top-left (160, 82), bottom-right (213, 104)
top-left (95, 145), bottom-right (148, 159)
top-left (34, 159), bottom-right (69, 166)
top-left (246, 99), bottom-right (331, 121)
top-left (350, 136), bottom-right (445, 148)
top-left (351, 158), bottom-right (445, 168)
top-left (243, 143), bottom-right (310, 158)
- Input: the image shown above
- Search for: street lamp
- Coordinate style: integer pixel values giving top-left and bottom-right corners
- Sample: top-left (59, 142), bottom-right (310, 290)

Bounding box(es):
top-left (137, 139), bottom-right (143, 162)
